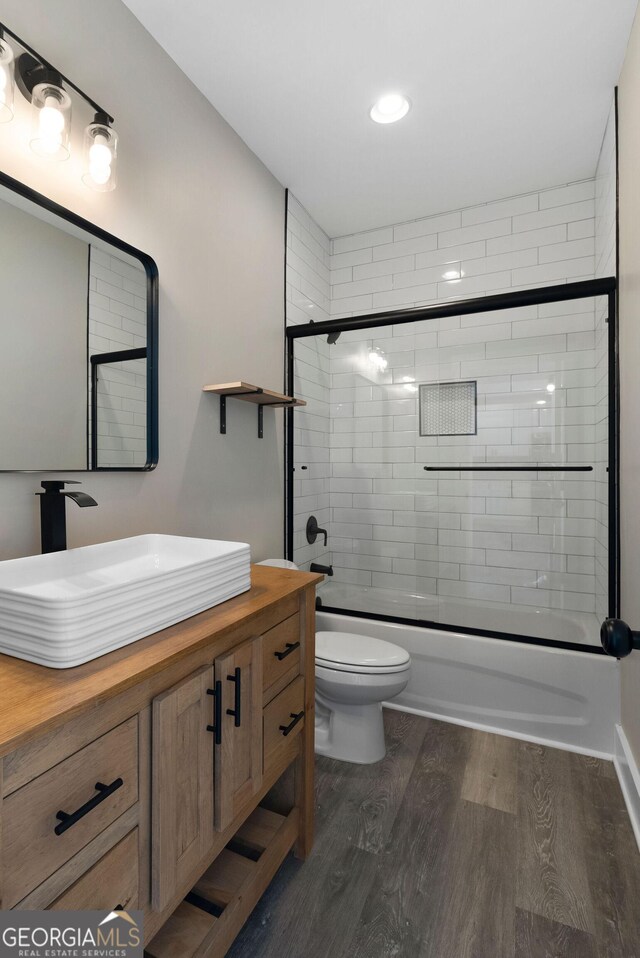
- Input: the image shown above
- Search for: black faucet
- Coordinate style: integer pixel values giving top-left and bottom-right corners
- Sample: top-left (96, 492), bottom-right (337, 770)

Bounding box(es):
top-left (306, 515), bottom-right (328, 547)
top-left (36, 480), bottom-right (98, 554)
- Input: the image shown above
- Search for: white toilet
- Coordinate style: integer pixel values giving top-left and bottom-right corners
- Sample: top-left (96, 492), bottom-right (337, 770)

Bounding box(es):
top-left (315, 631), bottom-right (411, 764)
top-left (257, 559), bottom-right (411, 764)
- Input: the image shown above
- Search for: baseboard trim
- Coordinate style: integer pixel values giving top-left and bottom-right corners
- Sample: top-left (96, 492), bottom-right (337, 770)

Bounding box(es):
top-left (614, 724), bottom-right (640, 853)
top-left (383, 701), bottom-right (614, 761)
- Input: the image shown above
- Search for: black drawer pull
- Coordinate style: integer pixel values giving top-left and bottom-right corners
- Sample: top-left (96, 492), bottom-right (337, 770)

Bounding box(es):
top-left (274, 641), bottom-right (300, 661)
top-left (227, 667), bottom-right (242, 727)
top-left (279, 711), bottom-right (304, 736)
top-left (207, 681), bottom-right (222, 744)
top-left (54, 778), bottom-right (123, 836)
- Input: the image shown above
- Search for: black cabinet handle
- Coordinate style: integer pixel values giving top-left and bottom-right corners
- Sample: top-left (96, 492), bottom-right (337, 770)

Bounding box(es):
top-left (207, 681), bottom-right (222, 744)
top-left (279, 711), bottom-right (304, 736)
top-left (226, 667), bottom-right (242, 727)
top-left (274, 641), bottom-right (300, 661)
top-left (54, 778), bottom-right (123, 836)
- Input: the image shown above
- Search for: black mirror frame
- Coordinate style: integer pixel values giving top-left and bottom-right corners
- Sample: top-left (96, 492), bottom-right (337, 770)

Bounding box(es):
top-left (0, 169), bottom-right (158, 472)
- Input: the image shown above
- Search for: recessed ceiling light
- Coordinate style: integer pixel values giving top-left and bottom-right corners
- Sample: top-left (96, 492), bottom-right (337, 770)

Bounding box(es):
top-left (370, 94), bottom-right (410, 125)
top-left (546, 383), bottom-right (556, 393)
top-left (537, 399), bottom-right (546, 405)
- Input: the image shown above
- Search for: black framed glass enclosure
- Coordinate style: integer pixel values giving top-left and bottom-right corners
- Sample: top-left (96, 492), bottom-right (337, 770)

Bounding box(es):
top-left (286, 278), bottom-right (618, 653)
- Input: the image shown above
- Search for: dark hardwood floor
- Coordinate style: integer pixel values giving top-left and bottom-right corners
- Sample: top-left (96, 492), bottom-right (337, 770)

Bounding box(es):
top-left (227, 710), bottom-right (640, 958)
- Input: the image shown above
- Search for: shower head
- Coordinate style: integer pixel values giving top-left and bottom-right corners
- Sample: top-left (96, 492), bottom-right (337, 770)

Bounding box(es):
top-left (327, 331), bottom-right (341, 344)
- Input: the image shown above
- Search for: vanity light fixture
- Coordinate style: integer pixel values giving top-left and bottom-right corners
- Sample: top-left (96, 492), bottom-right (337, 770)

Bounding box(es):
top-left (0, 30), bottom-right (15, 123)
top-left (370, 93), bottom-right (411, 125)
top-left (1, 22), bottom-right (118, 190)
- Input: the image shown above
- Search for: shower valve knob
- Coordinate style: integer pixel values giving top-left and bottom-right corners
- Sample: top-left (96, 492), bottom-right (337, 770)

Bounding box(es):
top-left (600, 618), bottom-right (640, 658)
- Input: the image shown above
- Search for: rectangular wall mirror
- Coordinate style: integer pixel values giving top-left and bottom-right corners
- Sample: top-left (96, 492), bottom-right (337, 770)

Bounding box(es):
top-left (0, 171), bottom-right (158, 471)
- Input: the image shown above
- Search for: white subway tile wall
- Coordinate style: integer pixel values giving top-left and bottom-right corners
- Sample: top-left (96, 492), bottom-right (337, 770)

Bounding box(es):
top-left (88, 248), bottom-right (147, 467)
top-left (287, 196), bottom-right (332, 570)
top-left (287, 168), bottom-right (616, 637)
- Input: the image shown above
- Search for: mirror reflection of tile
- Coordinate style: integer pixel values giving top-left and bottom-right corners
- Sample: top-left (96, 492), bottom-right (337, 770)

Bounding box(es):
top-left (88, 247), bottom-right (147, 468)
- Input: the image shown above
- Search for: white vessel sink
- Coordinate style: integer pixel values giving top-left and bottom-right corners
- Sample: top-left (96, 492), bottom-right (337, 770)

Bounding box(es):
top-left (0, 535), bottom-right (251, 669)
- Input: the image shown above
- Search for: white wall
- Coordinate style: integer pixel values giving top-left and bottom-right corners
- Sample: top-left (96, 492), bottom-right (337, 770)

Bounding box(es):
top-left (0, 0), bottom-right (285, 562)
top-left (618, 4), bottom-right (640, 766)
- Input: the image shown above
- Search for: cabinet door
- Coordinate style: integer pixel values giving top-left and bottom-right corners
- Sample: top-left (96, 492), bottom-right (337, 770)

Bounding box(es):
top-left (152, 666), bottom-right (215, 911)
top-left (215, 637), bottom-right (263, 831)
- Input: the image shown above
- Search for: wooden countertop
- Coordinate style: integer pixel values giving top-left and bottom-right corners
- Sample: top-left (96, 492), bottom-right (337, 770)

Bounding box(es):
top-left (0, 565), bottom-right (322, 758)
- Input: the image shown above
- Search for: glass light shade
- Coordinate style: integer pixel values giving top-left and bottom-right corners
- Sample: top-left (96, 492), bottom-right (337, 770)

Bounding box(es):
top-left (30, 82), bottom-right (72, 161)
top-left (82, 120), bottom-right (118, 192)
top-left (0, 38), bottom-right (15, 123)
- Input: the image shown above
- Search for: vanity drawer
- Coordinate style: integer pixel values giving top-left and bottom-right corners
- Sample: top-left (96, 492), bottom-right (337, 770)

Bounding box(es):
top-left (3, 716), bottom-right (138, 908)
top-left (50, 829), bottom-right (139, 912)
top-left (263, 676), bottom-right (305, 774)
top-left (262, 614), bottom-right (301, 693)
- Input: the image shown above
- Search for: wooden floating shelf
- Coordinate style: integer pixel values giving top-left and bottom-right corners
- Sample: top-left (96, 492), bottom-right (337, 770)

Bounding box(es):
top-left (203, 382), bottom-right (305, 437)
top-left (146, 805), bottom-right (299, 958)
top-left (203, 382), bottom-right (306, 408)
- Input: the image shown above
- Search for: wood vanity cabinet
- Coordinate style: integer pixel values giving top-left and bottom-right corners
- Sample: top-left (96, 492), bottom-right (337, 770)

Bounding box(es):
top-left (152, 666), bottom-right (215, 911)
top-left (214, 636), bottom-right (263, 831)
top-left (0, 565), bottom-right (320, 958)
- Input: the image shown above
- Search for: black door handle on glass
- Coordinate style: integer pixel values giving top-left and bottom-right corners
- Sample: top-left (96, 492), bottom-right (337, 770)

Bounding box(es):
top-left (279, 711), bottom-right (304, 736)
top-left (207, 681), bottom-right (222, 744)
top-left (601, 618), bottom-right (640, 658)
top-left (274, 641), bottom-right (300, 661)
top-left (54, 778), bottom-right (123, 835)
top-left (227, 667), bottom-right (242, 727)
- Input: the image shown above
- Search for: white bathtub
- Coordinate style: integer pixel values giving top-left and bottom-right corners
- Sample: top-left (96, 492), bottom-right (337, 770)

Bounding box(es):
top-left (316, 610), bottom-right (620, 757)
top-left (318, 580), bottom-right (601, 647)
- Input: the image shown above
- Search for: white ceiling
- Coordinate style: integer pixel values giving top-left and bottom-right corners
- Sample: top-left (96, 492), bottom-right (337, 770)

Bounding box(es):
top-left (122, 0), bottom-right (637, 238)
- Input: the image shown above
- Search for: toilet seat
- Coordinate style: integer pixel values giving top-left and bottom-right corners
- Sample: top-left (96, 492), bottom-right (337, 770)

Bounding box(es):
top-left (316, 631), bottom-right (410, 675)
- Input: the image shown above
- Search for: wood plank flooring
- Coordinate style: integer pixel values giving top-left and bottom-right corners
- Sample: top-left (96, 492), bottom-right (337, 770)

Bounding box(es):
top-left (227, 710), bottom-right (640, 958)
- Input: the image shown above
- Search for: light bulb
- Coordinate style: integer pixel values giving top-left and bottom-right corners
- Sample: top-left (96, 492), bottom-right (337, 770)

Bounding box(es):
top-left (546, 383), bottom-right (556, 393)
top-left (83, 117), bottom-right (118, 191)
top-left (30, 83), bottom-right (71, 160)
top-left (89, 135), bottom-right (112, 183)
top-left (38, 99), bottom-right (65, 154)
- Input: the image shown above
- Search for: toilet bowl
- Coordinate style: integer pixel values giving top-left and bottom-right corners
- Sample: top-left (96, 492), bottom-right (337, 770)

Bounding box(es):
top-left (315, 631), bottom-right (411, 764)
top-left (257, 560), bottom-right (411, 764)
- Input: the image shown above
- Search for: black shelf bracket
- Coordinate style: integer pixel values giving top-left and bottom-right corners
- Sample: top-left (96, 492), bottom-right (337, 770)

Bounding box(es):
top-left (220, 395), bottom-right (226, 435)
top-left (218, 388), bottom-right (265, 436)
